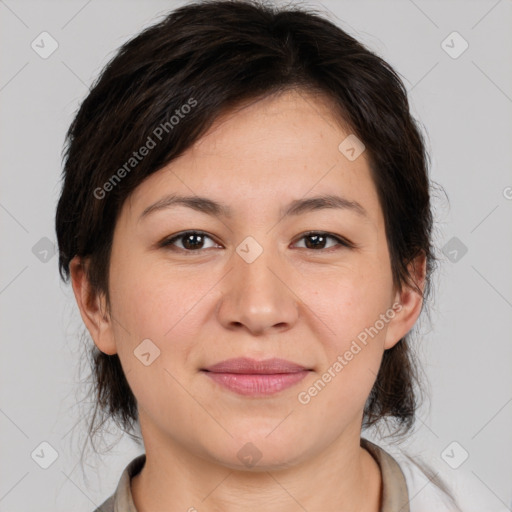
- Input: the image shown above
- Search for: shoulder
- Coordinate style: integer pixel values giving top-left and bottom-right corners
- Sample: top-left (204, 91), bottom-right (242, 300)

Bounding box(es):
top-left (91, 494), bottom-right (114, 512)
top-left (362, 437), bottom-right (463, 511)
top-left (389, 446), bottom-right (509, 512)
top-left (91, 454), bottom-right (146, 512)
top-left (397, 457), bottom-right (460, 512)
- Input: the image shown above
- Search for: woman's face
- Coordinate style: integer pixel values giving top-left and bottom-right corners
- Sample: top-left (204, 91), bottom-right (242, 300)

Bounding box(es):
top-left (75, 89), bottom-right (422, 469)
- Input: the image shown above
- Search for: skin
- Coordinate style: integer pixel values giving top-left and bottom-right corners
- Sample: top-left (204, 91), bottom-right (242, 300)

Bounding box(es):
top-left (70, 89), bottom-right (425, 512)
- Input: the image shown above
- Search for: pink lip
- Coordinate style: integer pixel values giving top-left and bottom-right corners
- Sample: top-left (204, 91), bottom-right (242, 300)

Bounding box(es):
top-left (201, 357), bottom-right (311, 396)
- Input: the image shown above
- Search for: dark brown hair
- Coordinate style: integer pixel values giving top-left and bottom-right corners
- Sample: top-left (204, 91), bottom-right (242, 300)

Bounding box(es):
top-left (56, 1), bottom-right (456, 505)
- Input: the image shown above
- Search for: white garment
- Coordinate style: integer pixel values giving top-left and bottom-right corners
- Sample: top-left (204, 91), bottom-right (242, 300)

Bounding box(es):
top-left (396, 455), bottom-right (510, 512)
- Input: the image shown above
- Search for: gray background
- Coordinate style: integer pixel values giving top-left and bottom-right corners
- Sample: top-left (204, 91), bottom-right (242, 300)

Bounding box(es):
top-left (1, 0), bottom-right (511, 511)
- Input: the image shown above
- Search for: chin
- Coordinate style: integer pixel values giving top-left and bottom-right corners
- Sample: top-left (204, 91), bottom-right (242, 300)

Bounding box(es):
top-left (202, 432), bottom-right (309, 472)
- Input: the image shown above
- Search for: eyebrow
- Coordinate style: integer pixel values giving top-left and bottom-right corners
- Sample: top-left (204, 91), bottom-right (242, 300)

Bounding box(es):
top-left (139, 193), bottom-right (368, 221)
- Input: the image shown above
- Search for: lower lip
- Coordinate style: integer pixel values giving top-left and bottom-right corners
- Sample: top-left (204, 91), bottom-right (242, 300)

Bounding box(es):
top-left (202, 371), bottom-right (310, 396)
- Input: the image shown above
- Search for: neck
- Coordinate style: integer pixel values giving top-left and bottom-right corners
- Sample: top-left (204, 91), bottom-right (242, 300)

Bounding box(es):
top-left (131, 418), bottom-right (382, 512)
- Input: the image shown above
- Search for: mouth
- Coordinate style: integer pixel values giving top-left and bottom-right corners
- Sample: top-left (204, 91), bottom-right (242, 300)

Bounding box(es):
top-left (200, 357), bottom-right (312, 396)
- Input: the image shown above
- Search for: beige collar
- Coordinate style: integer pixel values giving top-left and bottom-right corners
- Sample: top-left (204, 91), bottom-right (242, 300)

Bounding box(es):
top-left (361, 437), bottom-right (410, 512)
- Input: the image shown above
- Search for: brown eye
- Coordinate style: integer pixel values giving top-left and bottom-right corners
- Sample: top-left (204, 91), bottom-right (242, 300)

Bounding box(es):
top-left (160, 230), bottom-right (352, 254)
top-left (293, 232), bottom-right (352, 251)
top-left (161, 231), bottom-right (220, 251)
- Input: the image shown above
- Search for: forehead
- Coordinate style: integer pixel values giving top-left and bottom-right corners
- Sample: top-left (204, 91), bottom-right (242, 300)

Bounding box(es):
top-left (193, 89), bottom-right (351, 159)
top-left (124, 89), bottom-right (381, 227)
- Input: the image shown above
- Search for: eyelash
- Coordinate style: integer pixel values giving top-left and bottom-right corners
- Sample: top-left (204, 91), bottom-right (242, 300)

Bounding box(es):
top-left (159, 230), bottom-right (355, 254)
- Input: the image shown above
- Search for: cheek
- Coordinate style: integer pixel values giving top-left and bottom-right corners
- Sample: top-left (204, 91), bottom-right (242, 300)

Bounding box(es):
top-left (295, 271), bottom-right (392, 425)
top-left (109, 259), bottom-right (193, 339)
top-left (295, 260), bottom-right (394, 410)
top-left (107, 265), bottom-right (199, 416)
top-left (304, 261), bottom-right (394, 349)
top-left (108, 260), bottom-right (218, 382)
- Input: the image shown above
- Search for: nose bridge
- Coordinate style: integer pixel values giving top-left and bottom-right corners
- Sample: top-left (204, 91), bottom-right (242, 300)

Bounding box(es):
top-left (216, 235), bottom-right (299, 334)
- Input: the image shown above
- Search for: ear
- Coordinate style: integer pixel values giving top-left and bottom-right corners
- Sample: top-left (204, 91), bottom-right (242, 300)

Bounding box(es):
top-left (69, 255), bottom-right (117, 355)
top-left (383, 252), bottom-right (427, 350)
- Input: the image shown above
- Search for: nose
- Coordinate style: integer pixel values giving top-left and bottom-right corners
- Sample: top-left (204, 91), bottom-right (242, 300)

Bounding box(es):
top-left (216, 244), bottom-right (299, 336)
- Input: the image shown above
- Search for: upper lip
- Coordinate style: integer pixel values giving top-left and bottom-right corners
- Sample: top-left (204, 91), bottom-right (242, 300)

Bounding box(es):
top-left (202, 357), bottom-right (310, 374)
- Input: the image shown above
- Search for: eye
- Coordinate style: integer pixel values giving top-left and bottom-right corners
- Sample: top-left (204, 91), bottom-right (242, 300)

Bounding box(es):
top-left (160, 231), bottom-right (221, 252)
top-left (159, 230), bottom-right (354, 254)
top-left (292, 231), bottom-right (353, 251)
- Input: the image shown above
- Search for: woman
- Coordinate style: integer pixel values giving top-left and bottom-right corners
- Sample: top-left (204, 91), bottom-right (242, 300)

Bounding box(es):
top-left (55, 1), bottom-right (461, 510)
